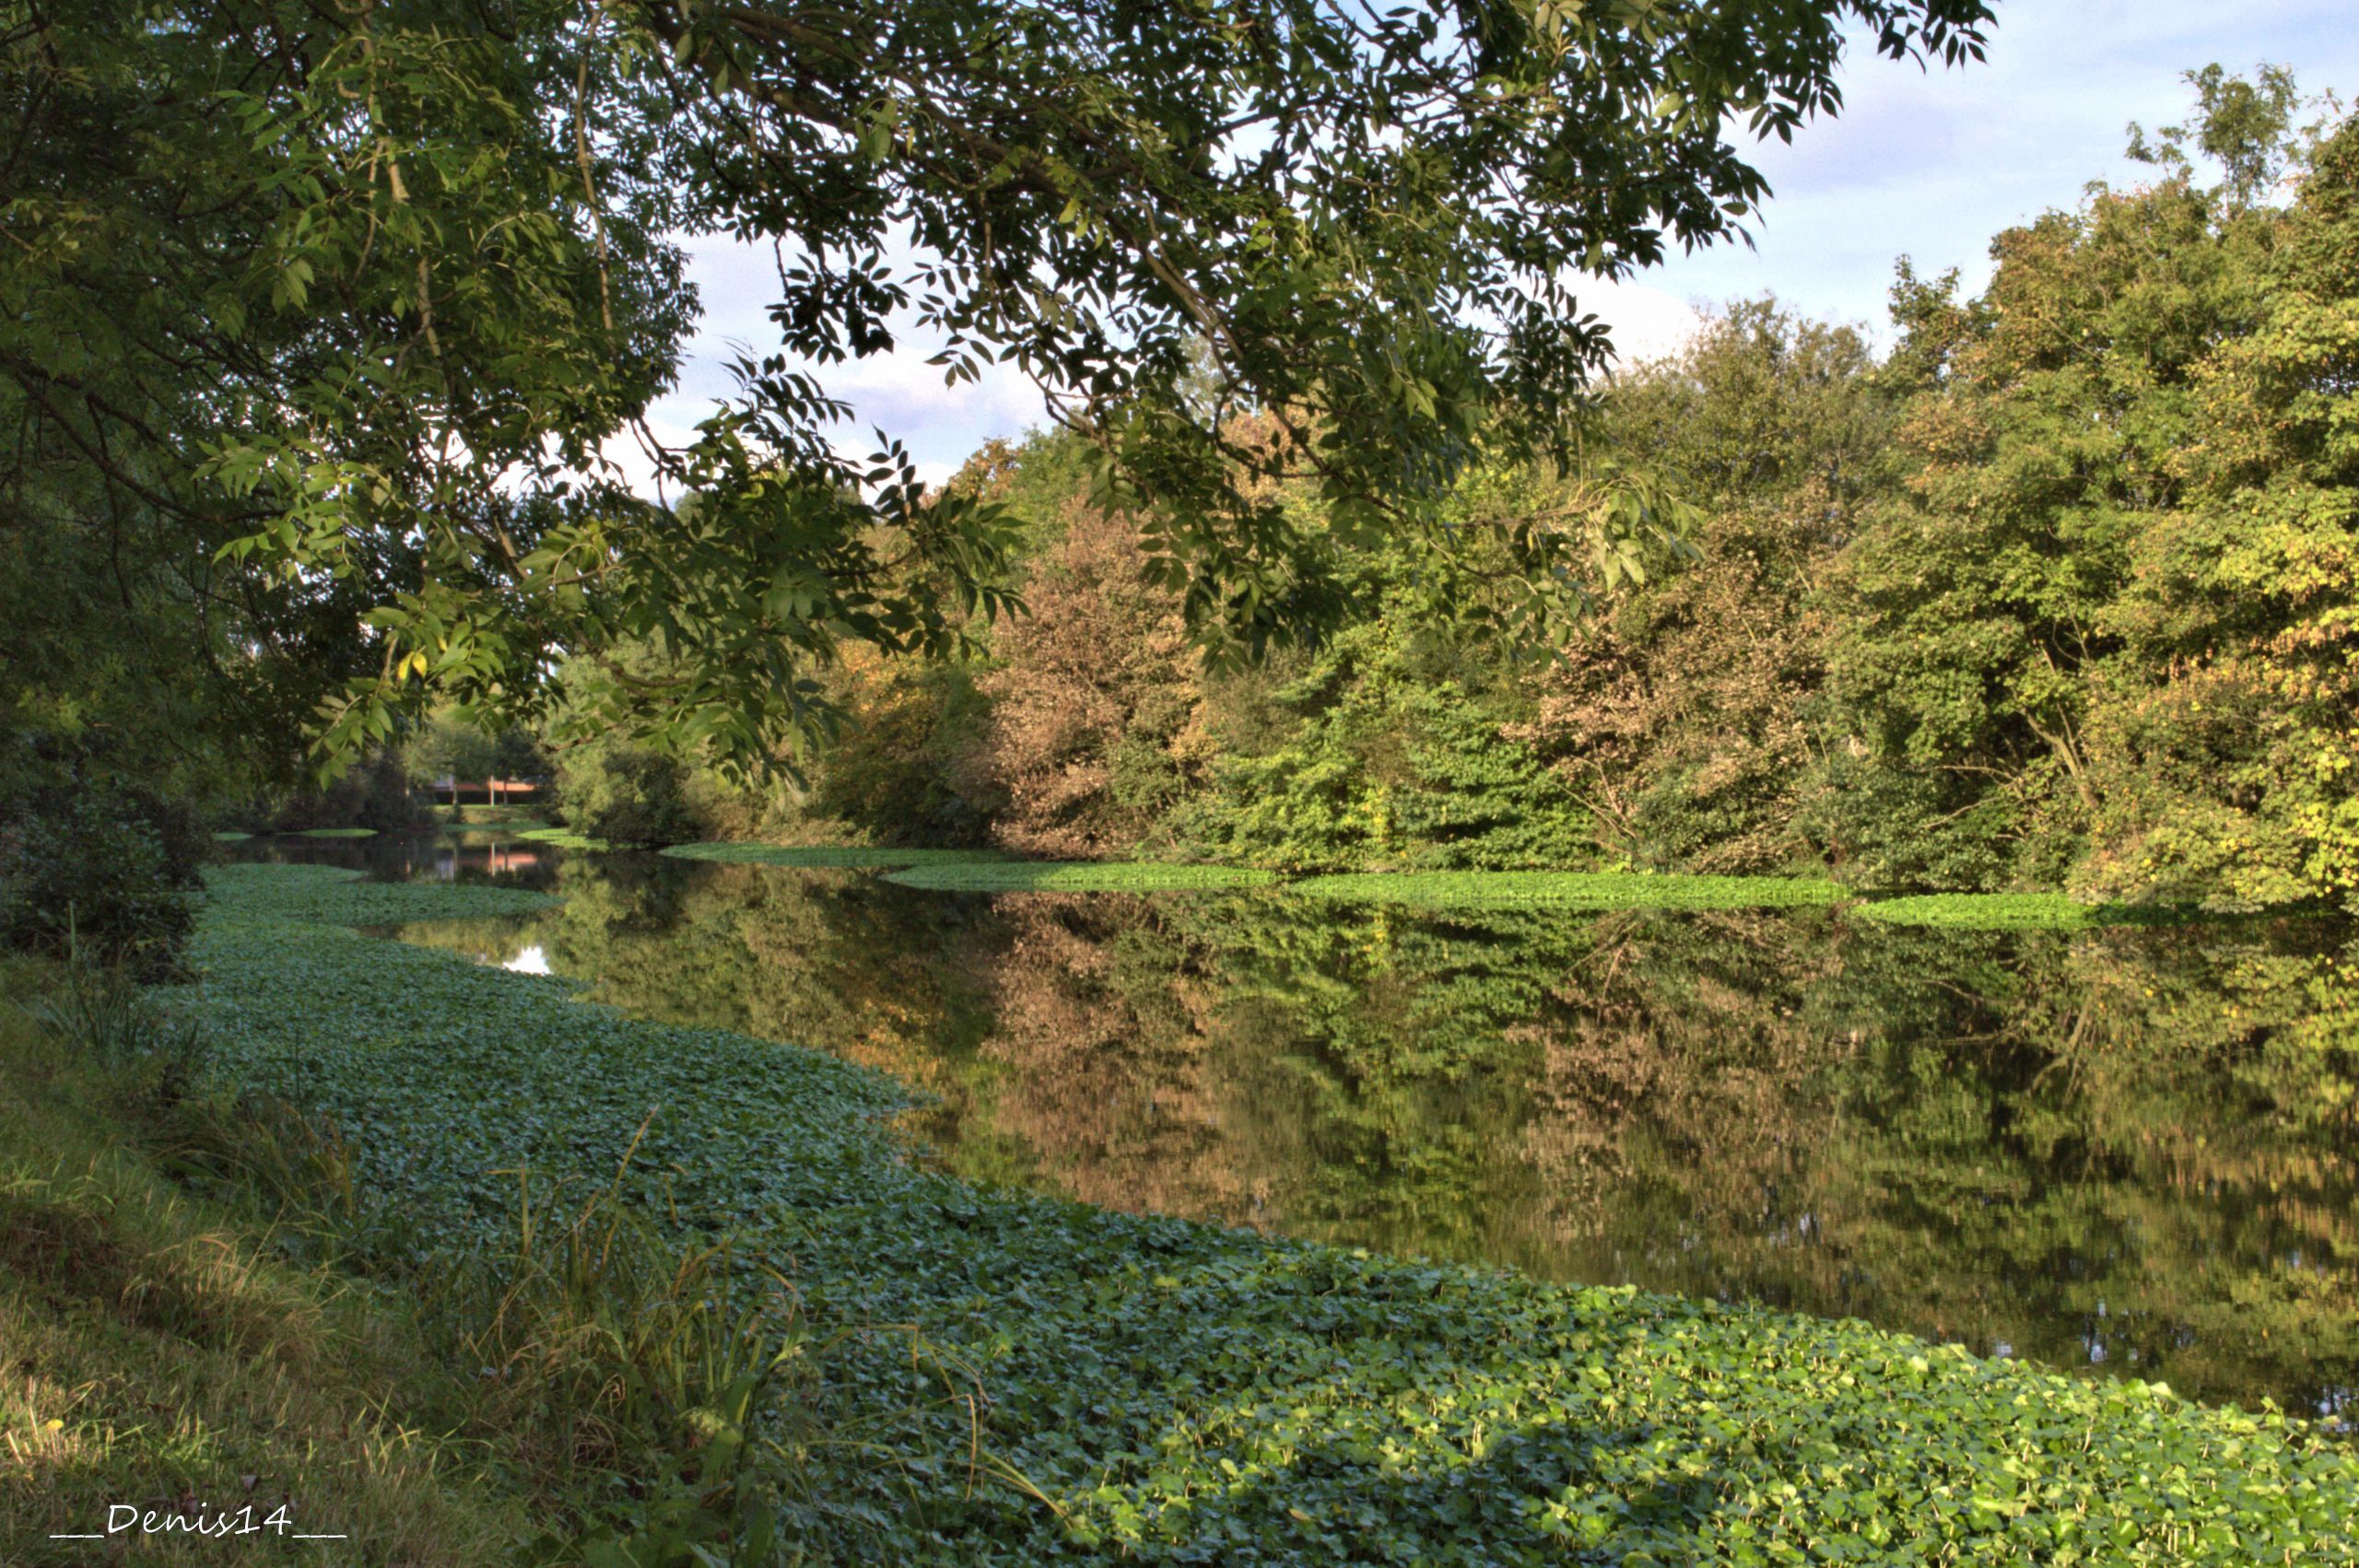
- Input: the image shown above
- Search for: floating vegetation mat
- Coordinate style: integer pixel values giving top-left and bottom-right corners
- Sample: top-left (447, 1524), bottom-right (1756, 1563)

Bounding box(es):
top-left (291, 826), bottom-right (377, 838)
top-left (1851, 893), bottom-right (2200, 930)
top-left (209, 830), bottom-right (252, 842)
top-left (512, 826), bottom-right (614, 852)
top-left (202, 862), bottom-right (557, 926)
top-left (660, 843), bottom-right (1013, 869)
top-left (1288, 871), bottom-right (1848, 910)
top-left (440, 818), bottom-right (552, 836)
top-left (170, 855), bottom-right (2359, 1565)
top-left (886, 860), bottom-right (1277, 893)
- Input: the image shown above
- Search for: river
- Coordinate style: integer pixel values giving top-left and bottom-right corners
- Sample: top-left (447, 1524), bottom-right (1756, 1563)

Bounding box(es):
top-left (229, 831), bottom-right (2359, 1425)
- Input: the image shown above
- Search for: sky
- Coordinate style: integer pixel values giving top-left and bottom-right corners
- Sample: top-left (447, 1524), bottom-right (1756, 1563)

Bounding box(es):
top-left (625, 2), bottom-right (2359, 492)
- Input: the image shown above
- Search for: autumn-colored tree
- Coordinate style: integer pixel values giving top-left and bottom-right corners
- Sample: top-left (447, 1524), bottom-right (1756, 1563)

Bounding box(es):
top-left (1515, 301), bottom-right (1893, 872)
top-left (972, 502), bottom-right (1213, 858)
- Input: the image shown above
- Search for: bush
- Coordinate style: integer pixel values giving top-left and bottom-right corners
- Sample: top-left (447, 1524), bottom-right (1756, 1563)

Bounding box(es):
top-left (246, 747), bottom-right (434, 834)
top-left (555, 743), bottom-right (704, 848)
top-left (0, 788), bottom-right (204, 977)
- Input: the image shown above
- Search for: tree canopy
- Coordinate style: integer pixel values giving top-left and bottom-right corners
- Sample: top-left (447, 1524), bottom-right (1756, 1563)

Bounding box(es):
top-left (0, 0), bottom-right (1992, 780)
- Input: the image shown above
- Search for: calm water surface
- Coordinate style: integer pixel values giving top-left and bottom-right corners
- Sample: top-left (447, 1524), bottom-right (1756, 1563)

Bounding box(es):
top-left (233, 833), bottom-right (2359, 1423)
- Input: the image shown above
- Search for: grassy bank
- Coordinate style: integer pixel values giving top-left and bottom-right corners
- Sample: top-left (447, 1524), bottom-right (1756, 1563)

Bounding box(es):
top-left (143, 864), bottom-right (2358, 1562)
top-left (0, 959), bottom-right (528, 1562)
top-left (2, 917), bottom-right (835, 1563)
top-left (440, 804), bottom-right (552, 828)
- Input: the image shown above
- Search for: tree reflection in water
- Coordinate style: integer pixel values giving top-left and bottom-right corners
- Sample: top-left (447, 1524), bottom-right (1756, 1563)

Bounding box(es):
top-left (406, 848), bottom-right (2357, 1419)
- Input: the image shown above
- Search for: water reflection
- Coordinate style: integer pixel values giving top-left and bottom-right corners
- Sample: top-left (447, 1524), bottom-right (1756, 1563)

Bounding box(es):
top-left (229, 830), bottom-right (560, 887)
top-left (267, 836), bottom-right (2359, 1419)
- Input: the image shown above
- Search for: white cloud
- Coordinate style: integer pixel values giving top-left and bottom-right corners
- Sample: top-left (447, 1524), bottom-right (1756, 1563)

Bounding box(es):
top-left (1579, 279), bottom-right (1706, 369)
top-left (1640, 3), bottom-right (2359, 340)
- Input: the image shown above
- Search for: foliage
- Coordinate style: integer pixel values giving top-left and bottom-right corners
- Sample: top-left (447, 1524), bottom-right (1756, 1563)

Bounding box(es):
top-left (167, 859), bottom-right (2359, 1563)
top-left (201, 863), bottom-right (556, 928)
top-left (885, 862), bottom-right (1275, 893)
top-left (800, 645), bottom-right (1000, 848)
top-left (1, 0), bottom-right (1992, 780)
top-left (0, 963), bottom-right (534, 1563)
top-left (241, 747), bottom-right (434, 836)
top-left (1818, 83), bottom-right (2359, 908)
top-left (402, 710), bottom-right (547, 790)
top-left (513, 826), bottom-right (616, 853)
top-left (556, 743), bottom-right (705, 849)
top-left (1516, 301), bottom-right (1893, 872)
top-left (1178, 582), bottom-right (1591, 874)
top-left (446, 1162), bottom-right (816, 1567)
top-left (443, 819), bottom-right (554, 837)
top-left (0, 780), bottom-right (204, 977)
top-left (970, 502), bottom-right (1212, 858)
top-left (2127, 63), bottom-right (2341, 212)
top-left (21, 956), bottom-right (209, 1080)
top-left (2073, 111), bottom-right (2359, 908)
top-left (446, 802), bottom-right (558, 827)
top-left (1287, 871), bottom-right (1848, 909)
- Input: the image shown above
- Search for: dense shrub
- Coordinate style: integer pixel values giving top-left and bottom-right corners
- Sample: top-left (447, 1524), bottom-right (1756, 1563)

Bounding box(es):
top-left (556, 743), bottom-right (705, 848)
top-left (244, 747), bottom-right (434, 835)
top-left (970, 500), bottom-right (1211, 858)
top-left (0, 786), bottom-right (204, 976)
top-left (804, 647), bottom-right (999, 847)
top-left (1517, 303), bottom-right (1887, 875)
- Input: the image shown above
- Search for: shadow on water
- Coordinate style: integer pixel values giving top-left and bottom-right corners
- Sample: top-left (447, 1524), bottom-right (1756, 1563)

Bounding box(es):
top-left (241, 834), bottom-right (2359, 1422)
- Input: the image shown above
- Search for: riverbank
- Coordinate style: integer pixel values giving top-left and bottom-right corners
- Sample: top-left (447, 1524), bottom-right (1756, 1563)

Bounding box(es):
top-left (47, 862), bottom-right (2359, 1561)
top-left (0, 956), bottom-right (530, 1562)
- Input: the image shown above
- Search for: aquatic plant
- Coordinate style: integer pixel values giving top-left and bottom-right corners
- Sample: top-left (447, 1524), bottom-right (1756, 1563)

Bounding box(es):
top-left (514, 826), bottom-right (616, 852)
top-left (1288, 870), bottom-right (1847, 909)
top-left (169, 862), bottom-right (2359, 1564)
top-left (660, 843), bottom-right (1011, 869)
top-left (886, 861), bottom-right (1276, 893)
top-left (1851, 893), bottom-right (2191, 930)
top-left (202, 863), bottom-right (557, 927)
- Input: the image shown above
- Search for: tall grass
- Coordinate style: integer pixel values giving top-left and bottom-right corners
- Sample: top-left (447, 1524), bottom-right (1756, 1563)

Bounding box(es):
top-left (147, 1088), bottom-right (1003, 1562)
top-left (20, 940), bottom-right (207, 1078)
top-left (0, 956), bottom-right (528, 1563)
top-left (452, 1142), bottom-right (811, 1564)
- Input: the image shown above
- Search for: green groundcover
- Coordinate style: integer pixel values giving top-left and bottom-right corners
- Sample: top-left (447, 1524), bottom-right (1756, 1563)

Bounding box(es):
top-left (167, 862), bottom-right (2359, 1564)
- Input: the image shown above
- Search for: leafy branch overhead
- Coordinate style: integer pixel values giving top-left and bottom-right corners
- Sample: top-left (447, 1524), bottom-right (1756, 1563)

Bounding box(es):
top-left (0, 0), bottom-right (1990, 777)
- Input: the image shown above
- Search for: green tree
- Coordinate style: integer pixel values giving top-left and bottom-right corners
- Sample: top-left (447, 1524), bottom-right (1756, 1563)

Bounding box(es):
top-left (2079, 112), bottom-right (2359, 907)
top-left (1819, 70), bottom-right (2354, 906)
top-left (401, 714), bottom-right (502, 792)
top-left (2126, 63), bottom-right (2340, 213)
top-left (1520, 299), bottom-right (1893, 872)
top-left (0, 0), bottom-right (1993, 781)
